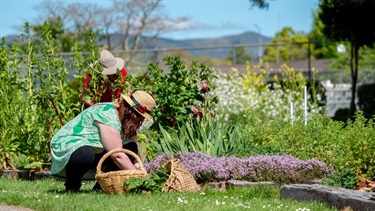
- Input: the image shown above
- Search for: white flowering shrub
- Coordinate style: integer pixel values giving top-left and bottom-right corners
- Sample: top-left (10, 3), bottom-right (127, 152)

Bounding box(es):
top-left (213, 62), bottom-right (321, 124)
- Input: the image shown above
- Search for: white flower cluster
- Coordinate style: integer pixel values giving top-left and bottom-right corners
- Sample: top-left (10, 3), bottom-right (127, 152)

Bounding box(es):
top-left (213, 75), bottom-right (320, 123)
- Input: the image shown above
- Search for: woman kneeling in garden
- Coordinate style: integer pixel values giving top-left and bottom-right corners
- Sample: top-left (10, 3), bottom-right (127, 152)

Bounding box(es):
top-left (50, 90), bottom-right (156, 192)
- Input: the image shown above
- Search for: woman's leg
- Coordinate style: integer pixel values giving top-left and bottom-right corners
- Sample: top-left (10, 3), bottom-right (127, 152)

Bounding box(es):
top-left (65, 146), bottom-right (96, 192)
top-left (92, 151), bottom-right (118, 191)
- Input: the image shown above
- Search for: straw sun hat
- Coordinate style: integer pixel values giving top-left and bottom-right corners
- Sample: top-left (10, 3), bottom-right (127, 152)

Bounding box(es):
top-left (99, 50), bottom-right (125, 75)
top-left (121, 91), bottom-right (156, 123)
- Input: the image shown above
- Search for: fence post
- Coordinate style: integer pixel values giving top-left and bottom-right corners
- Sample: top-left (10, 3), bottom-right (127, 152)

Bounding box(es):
top-left (308, 40), bottom-right (311, 81)
top-left (232, 46), bottom-right (236, 66)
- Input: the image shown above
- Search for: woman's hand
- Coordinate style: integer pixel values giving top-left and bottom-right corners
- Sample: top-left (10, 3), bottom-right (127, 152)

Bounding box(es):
top-left (134, 163), bottom-right (140, 170)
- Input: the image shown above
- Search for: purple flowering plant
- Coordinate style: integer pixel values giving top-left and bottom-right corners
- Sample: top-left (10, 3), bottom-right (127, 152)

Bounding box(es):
top-left (145, 152), bottom-right (334, 184)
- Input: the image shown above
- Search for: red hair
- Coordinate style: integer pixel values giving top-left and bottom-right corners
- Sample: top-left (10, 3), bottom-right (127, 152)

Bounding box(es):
top-left (116, 99), bottom-right (145, 138)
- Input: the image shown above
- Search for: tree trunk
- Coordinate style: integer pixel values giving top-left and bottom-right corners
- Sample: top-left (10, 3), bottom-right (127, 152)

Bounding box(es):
top-left (105, 29), bottom-right (111, 50)
top-left (349, 43), bottom-right (359, 118)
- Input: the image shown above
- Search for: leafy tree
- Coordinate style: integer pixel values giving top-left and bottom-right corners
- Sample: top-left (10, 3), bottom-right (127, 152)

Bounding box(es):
top-left (319, 0), bottom-right (375, 117)
top-left (226, 45), bottom-right (252, 65)
top-left (308, 9), bottom-right (338, 59)
top-left (32, 17), bottom-right (77, 52)
top-left (262, 27), bottom-right (312, 62)
top-left (310, 7), bottom-right (375, 81)
top-left (359, 46), bottom-right (375, 70)
top-left (249, 0), bottom-right (270, 9)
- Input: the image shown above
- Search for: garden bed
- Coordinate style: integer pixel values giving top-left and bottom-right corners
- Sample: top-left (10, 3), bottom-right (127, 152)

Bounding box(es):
top-left (0, 169), bottom-right (51, 181)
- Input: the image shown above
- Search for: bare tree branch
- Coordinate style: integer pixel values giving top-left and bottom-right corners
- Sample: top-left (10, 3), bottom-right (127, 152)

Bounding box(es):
top-left (111, 0), bottom-right (188, 65)
top-left (33, 0), bottom-right (189, 65)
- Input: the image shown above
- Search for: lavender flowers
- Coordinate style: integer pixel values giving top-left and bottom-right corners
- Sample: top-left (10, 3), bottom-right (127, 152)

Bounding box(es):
top-left (145, 152), bottom-right (334, 184)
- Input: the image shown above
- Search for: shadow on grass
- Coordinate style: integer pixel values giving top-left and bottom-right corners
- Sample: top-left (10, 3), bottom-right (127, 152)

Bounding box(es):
top-left (46, 189), bottom-right (104, 194)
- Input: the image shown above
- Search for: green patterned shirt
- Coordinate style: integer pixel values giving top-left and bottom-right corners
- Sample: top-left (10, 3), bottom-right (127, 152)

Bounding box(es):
top-left (50, 103), bottom-right (122, 175)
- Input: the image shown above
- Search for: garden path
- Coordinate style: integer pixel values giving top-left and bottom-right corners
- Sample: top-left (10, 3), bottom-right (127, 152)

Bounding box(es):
top-left (0, 205), bottom-right (33, 211)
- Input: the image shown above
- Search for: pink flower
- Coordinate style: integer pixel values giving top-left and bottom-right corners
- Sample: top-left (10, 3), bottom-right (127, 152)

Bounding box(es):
top-left (200, 81), bottom-right (210, 94)
top-left (191, 106), bottom-right (203, 119)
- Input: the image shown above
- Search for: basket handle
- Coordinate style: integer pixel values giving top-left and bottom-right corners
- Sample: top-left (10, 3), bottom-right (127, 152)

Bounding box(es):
top-left (96, 148), bottom-right (145, 175)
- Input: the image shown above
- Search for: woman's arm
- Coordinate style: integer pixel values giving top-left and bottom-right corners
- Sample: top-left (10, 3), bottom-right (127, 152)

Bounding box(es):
top-left (124, 136), bottom-right (141, 169)
top-left (96, 121), bottom-right (137, 170)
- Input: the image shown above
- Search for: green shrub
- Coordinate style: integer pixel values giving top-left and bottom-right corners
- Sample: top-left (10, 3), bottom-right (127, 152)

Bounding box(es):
top-left (323, 168), bottom-right (358, 189)
top-left (338, 111), bottom-right (375, 179)
top-left (232, 142), bottom-right (285, 157)
top-left (131, 55), bottom-right (218, 132)
top-left (0, 23), bottom-right (91, 169)
top-left (228, 111), bottom-right (375, 180)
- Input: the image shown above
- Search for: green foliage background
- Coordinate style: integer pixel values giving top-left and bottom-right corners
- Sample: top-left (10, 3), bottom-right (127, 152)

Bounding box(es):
top-left (1, 23), bottom-right (375, 189)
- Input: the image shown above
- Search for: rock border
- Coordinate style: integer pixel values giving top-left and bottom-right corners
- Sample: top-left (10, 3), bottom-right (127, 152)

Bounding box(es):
top-left (280, 184), bottom-right (375, 211)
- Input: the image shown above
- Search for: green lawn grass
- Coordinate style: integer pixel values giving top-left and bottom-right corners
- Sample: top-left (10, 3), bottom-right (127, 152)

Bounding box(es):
top-left (0, 178), bottom-right (337, 211)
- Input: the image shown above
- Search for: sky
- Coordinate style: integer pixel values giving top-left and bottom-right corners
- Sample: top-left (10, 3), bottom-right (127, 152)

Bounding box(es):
top-left (0, 0), bottom-right (320, 40)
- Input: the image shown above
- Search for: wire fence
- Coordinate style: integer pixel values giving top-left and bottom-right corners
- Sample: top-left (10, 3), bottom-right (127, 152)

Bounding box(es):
top-left (16, 41), bottom-right (375, 85)
top-left (9, 41), bottom-right (375, 118)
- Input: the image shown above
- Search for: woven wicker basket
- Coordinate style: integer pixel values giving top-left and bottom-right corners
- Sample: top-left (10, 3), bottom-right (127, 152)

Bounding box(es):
top-left (95, 149), bottom-right (147, 194)
top-left (162, 159), bottom-right (201, 193)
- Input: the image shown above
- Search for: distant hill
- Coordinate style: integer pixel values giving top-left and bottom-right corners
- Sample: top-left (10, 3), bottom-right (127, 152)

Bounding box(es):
top-left (2, 35), bottom-right (18, 43)
top-left (3, 31), bottom-right (272, 60)
top-left (148, 32), bottom-right (272, 60)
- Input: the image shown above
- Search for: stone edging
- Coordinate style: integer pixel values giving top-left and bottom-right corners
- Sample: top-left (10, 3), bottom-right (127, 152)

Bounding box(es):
top-left (280, 184), bottom-right (375, 211)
